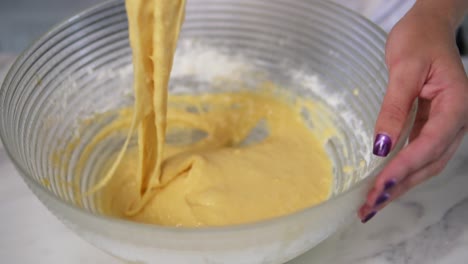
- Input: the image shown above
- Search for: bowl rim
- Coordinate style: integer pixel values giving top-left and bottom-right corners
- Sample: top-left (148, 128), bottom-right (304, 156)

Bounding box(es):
top-left (0, 0), bottom-right (414, 234)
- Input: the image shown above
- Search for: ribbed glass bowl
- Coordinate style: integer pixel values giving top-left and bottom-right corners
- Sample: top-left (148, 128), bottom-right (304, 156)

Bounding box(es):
top-left (0, 0), bottom-right (416, 263)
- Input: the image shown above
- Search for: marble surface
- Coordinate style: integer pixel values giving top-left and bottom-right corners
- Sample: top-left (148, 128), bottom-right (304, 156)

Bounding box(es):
top-left (1, 54), bottom-right (467, 264)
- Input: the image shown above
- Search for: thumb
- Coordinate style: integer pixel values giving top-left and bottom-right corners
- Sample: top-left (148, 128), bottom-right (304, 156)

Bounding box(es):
top-left (373, 60), bottom-right (429, 157)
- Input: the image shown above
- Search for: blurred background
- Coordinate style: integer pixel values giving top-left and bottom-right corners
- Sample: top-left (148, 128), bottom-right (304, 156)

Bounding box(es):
top-left (0, 0), bottom-right (104, 53)
top-left (0, 0), bottom-right (467, 54)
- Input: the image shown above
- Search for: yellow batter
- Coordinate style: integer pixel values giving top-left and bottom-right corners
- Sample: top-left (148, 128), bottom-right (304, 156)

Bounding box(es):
top-left (97, 92), bottom-right (333, 226)
top-left (85, 0), bottom-right (334, 227)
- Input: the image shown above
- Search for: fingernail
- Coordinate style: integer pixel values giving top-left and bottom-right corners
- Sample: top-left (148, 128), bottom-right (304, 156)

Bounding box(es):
top-left (375, 192), bottom-right (390, 206)
top-left (362, 211), bottom-right (377, 223)
top-left (373, 133), bottom-right (392, 157)
top-left (384, 179), bottom-right (397, 191)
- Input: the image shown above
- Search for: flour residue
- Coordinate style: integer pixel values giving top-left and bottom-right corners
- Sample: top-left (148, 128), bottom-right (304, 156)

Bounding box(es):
top-left (288, 69), bottom-right (372, 169)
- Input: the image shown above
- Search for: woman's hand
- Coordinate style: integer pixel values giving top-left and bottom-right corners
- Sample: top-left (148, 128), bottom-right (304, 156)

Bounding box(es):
top-left (359, 0), bottom-right (468, 223)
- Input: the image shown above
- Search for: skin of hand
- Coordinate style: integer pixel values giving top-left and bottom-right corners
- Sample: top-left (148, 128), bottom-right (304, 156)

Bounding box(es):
top-left (359, 0), bottom-right (468, 223)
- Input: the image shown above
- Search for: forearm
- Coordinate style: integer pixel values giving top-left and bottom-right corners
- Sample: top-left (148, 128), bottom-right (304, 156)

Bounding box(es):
top-left (413, 0), bottom-right (468, 31)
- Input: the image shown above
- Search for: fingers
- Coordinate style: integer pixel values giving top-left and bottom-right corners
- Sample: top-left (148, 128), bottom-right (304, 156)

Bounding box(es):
top-left (359, 129), bottom-right (465, 222)
top-left (359, 94), bottom-right (466, 221)
top-left (400, 129), bottom-right (464, 189)
top-left (373, 91), bottom-right (465, 193)
top-left (360, 70), bottom-right (468, 223)
top-left (373, 59), bottom-right (430, 157)
top-left (409, 98), bottom-right (431, 141)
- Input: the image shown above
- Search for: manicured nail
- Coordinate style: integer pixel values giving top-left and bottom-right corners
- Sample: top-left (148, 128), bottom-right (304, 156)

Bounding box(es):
top-left (375, 192), bottom-right (390, 206)
top-left (373, 133), bottom-right (392, 157)
top-left (362, 211), bottom-right (377, 223)
top-left (384, 179), bottom-right (397, 191)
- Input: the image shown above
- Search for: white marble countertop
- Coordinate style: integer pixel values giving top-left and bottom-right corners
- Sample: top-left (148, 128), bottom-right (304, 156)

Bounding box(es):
top-left (1, 54), bottom-right (467, 264)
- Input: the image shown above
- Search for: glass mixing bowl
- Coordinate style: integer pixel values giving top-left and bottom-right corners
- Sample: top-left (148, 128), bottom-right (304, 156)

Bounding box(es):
top-left (0, 0), bottom-right (416, 263)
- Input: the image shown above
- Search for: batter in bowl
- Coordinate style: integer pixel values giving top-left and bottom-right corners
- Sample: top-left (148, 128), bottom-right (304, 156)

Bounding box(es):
top-left (88, 0), bottom-right (335, 227)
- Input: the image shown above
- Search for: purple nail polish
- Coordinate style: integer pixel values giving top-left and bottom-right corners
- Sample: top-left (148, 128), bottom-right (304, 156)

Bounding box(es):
top-left (375, 192), bottom-right (390, 206)
top-left (362, 211), bottom-right (377, 223)
top-left (384, 179), bottom-right (397, 191)
top-left (373, 133), bottom-right (392, 157)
